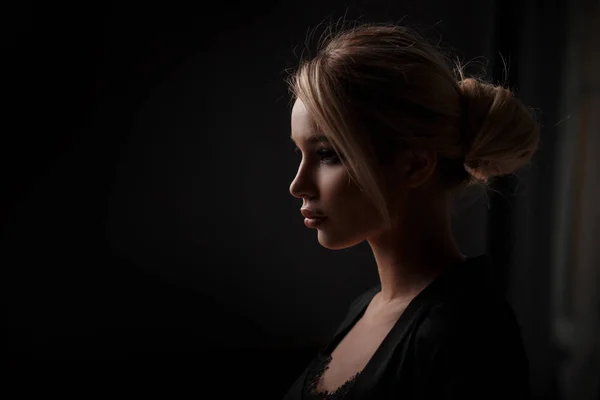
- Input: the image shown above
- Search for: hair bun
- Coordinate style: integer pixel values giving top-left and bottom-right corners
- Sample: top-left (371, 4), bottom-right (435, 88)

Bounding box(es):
top-left (458, 78), bottom-right (540, 184)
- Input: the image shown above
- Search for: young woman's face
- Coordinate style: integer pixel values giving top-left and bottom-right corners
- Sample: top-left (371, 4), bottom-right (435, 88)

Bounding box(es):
top-left (289, 99), bottom-right (389, 249)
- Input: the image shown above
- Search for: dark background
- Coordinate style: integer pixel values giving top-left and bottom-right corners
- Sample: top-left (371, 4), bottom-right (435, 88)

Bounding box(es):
top-left (4, 1), bottom-right (599, 399)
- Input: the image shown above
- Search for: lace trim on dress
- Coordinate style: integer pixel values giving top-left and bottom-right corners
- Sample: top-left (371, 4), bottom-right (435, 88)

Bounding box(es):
top-left (303, 352), bottom-right (361, 400)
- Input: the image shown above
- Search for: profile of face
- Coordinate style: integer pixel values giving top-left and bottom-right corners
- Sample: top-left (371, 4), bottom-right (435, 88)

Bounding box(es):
top-left (289, 99), bottom-right (399, 250)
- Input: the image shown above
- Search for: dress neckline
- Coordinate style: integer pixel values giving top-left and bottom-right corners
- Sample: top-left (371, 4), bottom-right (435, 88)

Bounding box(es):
top-left (301, 254), bottom-right (491, 400)
top-left (304, 352), bottom-right (361, 399)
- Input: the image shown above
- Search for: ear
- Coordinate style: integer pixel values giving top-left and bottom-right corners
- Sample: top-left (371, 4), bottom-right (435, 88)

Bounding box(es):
top-left (397, 149), bottom-right (438, 188)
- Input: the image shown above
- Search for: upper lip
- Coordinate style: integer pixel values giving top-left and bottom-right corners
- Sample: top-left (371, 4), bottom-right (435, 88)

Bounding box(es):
top-left (301, 208), bottom-right (327, 219)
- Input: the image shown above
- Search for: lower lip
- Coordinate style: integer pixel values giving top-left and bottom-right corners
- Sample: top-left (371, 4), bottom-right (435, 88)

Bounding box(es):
top-left (304, 217), bottom-right (327, 228)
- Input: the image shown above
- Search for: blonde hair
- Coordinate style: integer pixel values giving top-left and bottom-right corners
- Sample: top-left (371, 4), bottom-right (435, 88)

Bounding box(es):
top-left (286, 22), bottom-right (540, 229)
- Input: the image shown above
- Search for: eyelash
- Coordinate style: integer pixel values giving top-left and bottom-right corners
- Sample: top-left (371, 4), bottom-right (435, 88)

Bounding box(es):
top-left (294, 146), bottom-right (341, 164)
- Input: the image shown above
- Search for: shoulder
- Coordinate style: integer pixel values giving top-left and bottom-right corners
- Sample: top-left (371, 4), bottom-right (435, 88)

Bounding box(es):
top-left (409, 299), bottom-right (530, 398)
top-left (415, 297), bottom-right (524, 351)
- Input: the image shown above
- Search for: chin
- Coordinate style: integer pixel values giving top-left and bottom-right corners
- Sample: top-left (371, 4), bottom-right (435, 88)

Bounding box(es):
top-left (316, 230), bottom-right (365, 250)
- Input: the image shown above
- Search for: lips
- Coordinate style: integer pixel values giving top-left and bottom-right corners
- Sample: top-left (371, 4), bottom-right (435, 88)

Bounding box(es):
top-left (304, 216), bottom-right (327, 228)
top-left (300, 209), bottom-right (326, 219)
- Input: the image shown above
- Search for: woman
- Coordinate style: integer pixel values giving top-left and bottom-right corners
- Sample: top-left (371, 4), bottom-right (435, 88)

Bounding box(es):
top-left (282, 22), bottom-right (537, 400)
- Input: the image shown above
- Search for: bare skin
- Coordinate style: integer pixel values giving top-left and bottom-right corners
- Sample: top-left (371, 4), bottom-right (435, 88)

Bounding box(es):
top-left (316, 295), bottom-right (412, 393)
top-left (289, 99), bottom-right (466, 393)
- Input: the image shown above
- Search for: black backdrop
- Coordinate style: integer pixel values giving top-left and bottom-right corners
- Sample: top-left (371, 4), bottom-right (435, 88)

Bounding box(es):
top-left (3, 1), bottom-right (566, 398)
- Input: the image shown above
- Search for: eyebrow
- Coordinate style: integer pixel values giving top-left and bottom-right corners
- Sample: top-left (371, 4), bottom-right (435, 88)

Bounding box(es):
top-left (289, 134), bottom-right (330, 145)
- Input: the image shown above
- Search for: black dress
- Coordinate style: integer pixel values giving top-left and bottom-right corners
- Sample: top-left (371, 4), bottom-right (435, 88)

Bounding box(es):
top-left (282, 255), bottom-right (530, 400)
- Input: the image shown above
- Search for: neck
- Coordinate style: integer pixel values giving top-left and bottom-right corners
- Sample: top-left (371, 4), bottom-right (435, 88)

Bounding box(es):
top-left (366, 193), bottom-right (465, 305)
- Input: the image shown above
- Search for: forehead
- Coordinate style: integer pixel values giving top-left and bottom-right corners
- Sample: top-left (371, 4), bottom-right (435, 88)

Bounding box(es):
top-left (290, 99), bottom-right (329, 145)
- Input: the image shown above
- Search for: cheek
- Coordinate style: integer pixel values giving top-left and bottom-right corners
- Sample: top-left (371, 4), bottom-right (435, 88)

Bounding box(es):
top-left (316, 173), bottom-right (384, 250)
top-left (321, 169), bottom-right (380, 222)
top-left (319, 168), bottom-right (355, 204)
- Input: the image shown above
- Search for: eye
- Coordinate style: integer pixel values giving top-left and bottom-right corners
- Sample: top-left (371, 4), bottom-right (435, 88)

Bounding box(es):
top-left (317, 148), bottom-right (341, 164)
top-left (293, 146), bottom-right (342, 165)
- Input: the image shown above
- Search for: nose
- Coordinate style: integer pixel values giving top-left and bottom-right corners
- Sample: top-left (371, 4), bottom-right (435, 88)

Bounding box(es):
top-left (289, 166), bottom-right (316, 199)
